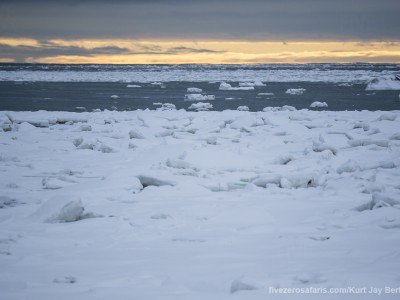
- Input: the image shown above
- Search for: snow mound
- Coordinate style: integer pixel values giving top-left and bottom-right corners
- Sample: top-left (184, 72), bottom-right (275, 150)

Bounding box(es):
top-left (337, 160), bottom-right (361, 174)
top-left (230, 115), bottom-right (268, 130)
top-left (184, 94), bottom-right (215, 101)
top-left (310, 101), bottom-right (328, 108)
top-left (137, 175), bottom-right (175, 188)
top-left (313, 142), bottom-right (338, 155)
top-left (366, 76), bottom-right (400, 90)
top-left (273, 155), bottom-right (295, 165)
top-left (188, 102), bottom-right (213, 111)
top-left (286, 88), bottom-right (306, 95)
top-left (0, 196), bottom-right (19, 208)
top-left (230, 279), bottom-right (258, 294)
top-left (32, 196), bottom-right (87, 223)
top-left (129, 129), bottom-right (145, 139)
top-left (348, 139), bottom-right (389, 148)
top-left (280, 174), bottom-right (318, 189)
top-left (219, 82), bottom-right (254, 91)
top-left (377, 113), bottom-right (396, 121)
top-left (354, 193), bottom-right (400, 211)
top-left (237, 106), bottom-right (249, 111)
top-left (187, 87), bottom-right (202, 93)
top-left (0, 115), bottom-right (13, 132)
top-left (53, 276), bottom-right (77, 284)
top-left (73, 138), bottom-right (115, 153)
top-left (79, 124), bottom-right (92, 131)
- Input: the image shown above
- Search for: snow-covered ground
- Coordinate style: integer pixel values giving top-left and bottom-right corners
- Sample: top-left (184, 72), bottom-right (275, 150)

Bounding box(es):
top-left (1, 109), bottom-right (400, 299)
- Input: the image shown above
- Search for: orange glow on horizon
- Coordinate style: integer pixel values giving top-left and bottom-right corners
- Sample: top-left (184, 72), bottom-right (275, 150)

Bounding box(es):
top-left (1, 37), bottom-right (400, 64)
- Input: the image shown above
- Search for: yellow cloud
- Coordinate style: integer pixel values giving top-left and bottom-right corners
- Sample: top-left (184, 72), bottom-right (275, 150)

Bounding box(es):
top-left (0, 37), bottom-right (41, 47)
top-left (2, 37), bottom-right (400, 63)
top-left (0, 58), bottom-right (15, 63)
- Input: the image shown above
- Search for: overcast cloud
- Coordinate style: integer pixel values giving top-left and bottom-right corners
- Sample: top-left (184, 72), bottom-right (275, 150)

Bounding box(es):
top-left (1, 0), bottom-right (399, 41)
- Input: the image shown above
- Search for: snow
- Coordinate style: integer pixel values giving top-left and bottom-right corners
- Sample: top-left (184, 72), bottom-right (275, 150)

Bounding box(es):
top-left (184, 94), bottom-right (215, 101)
top-left (1, 109), bottom-right (400, 300)
top-left (286, 88), bottom-right (306, 95)
top-left (187, 87), bottom-right (202, 93)
top-left (310, 101), bottom-right (328, 108)
top-left (219, 82), bottom-right (254, 91)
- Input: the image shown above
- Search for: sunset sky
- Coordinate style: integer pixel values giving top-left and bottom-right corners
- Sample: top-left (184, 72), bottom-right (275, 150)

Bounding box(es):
top-left (1, 0), bottom-right (399, 64)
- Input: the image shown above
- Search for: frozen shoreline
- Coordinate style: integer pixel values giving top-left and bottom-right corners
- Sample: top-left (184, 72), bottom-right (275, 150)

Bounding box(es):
top-left (1, 109), bottom-right (400, 299)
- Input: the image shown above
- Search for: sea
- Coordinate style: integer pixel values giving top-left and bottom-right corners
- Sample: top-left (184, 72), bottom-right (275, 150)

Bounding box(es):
top-left (0, 63), bottom-right (399, 112)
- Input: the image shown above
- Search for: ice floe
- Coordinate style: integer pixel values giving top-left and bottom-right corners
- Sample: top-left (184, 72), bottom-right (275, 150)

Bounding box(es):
top-left (1, 108), bottom-right (400, 300)
top-left (187, 87), bottom-right (203, 93)
top-left (188, 102), bottom-right (213, 111)
top-left (219, 82), bottom-right (254, 91)
top-left (285, 88), bottom-right (306, 95)
top-left (184, 94), bottom-right (215, 101)
top-left (237, 106), bottom-right (249, 111)
top-left (310, 101), bottom-right (328, 108)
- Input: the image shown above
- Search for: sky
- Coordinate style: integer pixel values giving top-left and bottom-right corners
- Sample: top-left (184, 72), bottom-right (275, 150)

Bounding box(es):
top-left (0, 0), bottom-right (400, 64)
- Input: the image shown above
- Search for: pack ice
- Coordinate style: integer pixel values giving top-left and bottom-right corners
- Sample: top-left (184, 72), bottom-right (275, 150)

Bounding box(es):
top-left (1, 108), bottom-right (400, 300)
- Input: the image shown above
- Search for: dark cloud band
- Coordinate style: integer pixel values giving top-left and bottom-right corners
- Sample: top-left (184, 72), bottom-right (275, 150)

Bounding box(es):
top-left (1, 0), bottom-right (399, 41)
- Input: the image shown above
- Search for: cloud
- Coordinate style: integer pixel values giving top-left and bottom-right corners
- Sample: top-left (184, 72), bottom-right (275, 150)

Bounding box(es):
top-left (166, 46), bottom-right (223, 54)
top-left (0, 38), bottom-right (226, 62)
top-left (0, 43), bottom-right (131, 62)
top-left (1, 0), bottom-right (399, 41)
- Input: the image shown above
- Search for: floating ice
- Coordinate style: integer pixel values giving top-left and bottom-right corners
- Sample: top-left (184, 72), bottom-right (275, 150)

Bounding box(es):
top-left (184, 94), bottom-right (215, 101)
top-left (219, 82), bottom-right (254, 91)
top-left (75, 107), bottom-right (86, 112)
top-left (126, 84), bottom-right (141, 88)
top-left (310, 101), bottom-right (328, 108)
top-left (187, 87), bottom-right (202, 93)
top-left (110, 95), bottom-right (120, 99)
top-left (286, 88), bottom-right (306, 95)
top-left (188, 102), bottom-right (213, 111)
top-left (237, 106), bottom-right (249, 111)
top-left (156, 103), bottom-right (176, 111)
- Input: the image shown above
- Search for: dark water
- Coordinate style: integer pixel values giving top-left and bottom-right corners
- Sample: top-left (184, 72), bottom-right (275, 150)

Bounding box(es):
top-left (0, 81), bottom-right (399, 112)
top-left (0, 63), bottom-right (399, 112)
